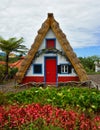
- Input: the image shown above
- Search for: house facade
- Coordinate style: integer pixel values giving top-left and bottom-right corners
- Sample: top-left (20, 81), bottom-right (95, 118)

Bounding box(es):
top-left (16, 13), bottom-right (88, 85)
top-left (22, 29), bottom-right (78, 85)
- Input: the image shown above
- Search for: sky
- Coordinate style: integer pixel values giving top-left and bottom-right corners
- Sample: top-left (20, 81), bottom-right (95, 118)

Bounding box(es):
top-left (0, 0), bottom-right (100, 57)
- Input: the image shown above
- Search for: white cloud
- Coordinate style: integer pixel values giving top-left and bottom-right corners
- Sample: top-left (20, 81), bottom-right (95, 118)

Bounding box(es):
top-left (0, 0), bottom-right (100, 49)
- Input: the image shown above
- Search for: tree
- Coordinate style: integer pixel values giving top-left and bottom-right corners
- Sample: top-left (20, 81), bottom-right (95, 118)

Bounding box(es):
top-left (79, 55), bottom-right (100, 73)
top-left (0, 36), bottom-right (28, 77)
top-left (0, 65), bottom-right (5, 81)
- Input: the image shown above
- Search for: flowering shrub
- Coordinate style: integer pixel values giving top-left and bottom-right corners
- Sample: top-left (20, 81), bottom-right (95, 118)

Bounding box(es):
top-left (0, 103), bottom-right (100, 130)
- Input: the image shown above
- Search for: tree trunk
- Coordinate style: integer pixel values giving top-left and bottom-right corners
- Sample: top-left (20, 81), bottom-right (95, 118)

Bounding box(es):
top-left (5, 53), bottom-right (9, 77)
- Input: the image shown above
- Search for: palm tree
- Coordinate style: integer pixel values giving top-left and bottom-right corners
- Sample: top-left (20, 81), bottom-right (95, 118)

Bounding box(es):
top-left (0, 36), bottom-right (28, 77)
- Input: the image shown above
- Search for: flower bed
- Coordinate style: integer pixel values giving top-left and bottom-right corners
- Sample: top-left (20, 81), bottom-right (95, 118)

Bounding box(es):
top-left (0, 103), bottom-right (100, 130)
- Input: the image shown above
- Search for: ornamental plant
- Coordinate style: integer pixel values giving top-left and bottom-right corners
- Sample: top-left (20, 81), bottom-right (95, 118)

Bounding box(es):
top-left (6, 87), bottom-right (100, 113)
top-left (0, 103), bottom-right (100, 130)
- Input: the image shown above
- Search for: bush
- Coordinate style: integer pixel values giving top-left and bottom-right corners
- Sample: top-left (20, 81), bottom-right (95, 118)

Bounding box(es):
top-left (0, 91), bottom-right (8, 105)
top-left (6, 87), bottom-right (100, 113)
top-left (0, 65), bottom-right (5, 81)
top-left (9, 67), bottom-right (18, 78)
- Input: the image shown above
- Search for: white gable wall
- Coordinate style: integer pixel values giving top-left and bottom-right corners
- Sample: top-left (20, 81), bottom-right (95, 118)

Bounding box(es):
top-left (39, 29), bottom-right (62, 50)
top-left (26, 29), bottom-right (77, 76)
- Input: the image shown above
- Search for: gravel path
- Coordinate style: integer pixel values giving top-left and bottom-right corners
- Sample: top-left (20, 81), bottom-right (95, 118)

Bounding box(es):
top-left (88, 74), bottom-right (100, 85)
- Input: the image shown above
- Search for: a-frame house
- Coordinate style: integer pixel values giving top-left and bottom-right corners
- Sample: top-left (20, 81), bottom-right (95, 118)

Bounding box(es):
top-left (16, 13), bottom-right (88, 85)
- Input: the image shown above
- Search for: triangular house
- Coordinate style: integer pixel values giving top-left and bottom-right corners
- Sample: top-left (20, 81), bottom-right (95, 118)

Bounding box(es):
top-left (16, 13), bottom-right (88, 85)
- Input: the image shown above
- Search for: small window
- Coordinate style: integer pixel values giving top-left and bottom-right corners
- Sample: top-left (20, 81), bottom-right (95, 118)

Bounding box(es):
top-left (46, 39), bottom-right (55, 49)
top-left (61, 64), bottom-right (68, 73)
top-left (33, 64), bottom-right (42, 74)
top-left (58, 64), bottom-right (72, 74)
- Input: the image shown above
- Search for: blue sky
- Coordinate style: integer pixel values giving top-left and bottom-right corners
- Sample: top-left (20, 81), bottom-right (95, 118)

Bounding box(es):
top-left (74, 46), bottom-right (100, 57)
top-left (0, 0), bottom-right (100, 57)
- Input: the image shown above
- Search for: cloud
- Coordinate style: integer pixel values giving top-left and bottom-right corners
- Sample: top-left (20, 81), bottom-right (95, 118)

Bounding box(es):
top-left (0, 0), bottom-right (100, 49)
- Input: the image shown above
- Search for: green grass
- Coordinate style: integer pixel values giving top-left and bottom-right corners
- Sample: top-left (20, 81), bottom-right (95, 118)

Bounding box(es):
top-left (87, 72), bottom-right (100, 75)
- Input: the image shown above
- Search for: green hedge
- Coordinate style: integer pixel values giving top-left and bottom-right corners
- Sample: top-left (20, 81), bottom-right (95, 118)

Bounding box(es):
top-left (6, 87), bottom-right (100, 113)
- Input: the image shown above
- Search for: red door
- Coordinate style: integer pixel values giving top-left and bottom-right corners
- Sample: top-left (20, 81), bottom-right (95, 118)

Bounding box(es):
top-left (45, 57), bottom-right (57, 85)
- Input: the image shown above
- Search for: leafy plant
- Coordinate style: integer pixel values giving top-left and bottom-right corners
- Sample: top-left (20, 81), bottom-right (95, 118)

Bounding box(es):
top-left (0, 36), bottom-right (28, 77)
top-left (6, 87), bottom-right (100, 113)
top-left (0, 103), bottom-right (100, 130)
top-left (79, 55), bottom-right (100, 72)
top-left (0, 91), bottom-right (8, 105)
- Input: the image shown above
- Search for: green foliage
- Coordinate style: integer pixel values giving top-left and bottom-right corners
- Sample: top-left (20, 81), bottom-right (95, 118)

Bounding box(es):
top-left (9, 67), bottom-right (18, 78)
top-left (20, 118), bottom-right (63, 130)
top-left (0, 55), bottom-right (5, 61)
top-left (0, 65), bottom-right (5, 81)
top-left (6, 87), bottom-right (100, 113)
top-left (9, 56), bottom-right (20, 63)
top-left (0, 36), bottom-right (28, 76)
top-left (79, 55), bottom-right (100, 72)
top-left (0, 36), bottom-right (28, 54)
top-left (0, 65), bottom-right (18, 81)
top-left (0, 91), bottom-right (8, 105)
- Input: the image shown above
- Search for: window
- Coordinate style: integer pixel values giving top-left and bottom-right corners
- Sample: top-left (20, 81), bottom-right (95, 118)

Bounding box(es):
top-left (33, 64), bottom-right (42, 74)
top-left (61, 64), bottom-right (68, 73)
top-left (58, 64), bottom-right (72, 74)
top-left (46, 39), bottom-right (55, 49)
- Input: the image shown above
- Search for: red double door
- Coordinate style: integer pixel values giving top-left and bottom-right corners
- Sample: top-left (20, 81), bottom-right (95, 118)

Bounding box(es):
top-left (45, 57), bottom-right (57, 85)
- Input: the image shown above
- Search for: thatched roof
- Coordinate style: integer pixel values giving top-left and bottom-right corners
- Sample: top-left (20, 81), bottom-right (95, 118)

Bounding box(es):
top-left (16, 13), bottom-right (88, 83)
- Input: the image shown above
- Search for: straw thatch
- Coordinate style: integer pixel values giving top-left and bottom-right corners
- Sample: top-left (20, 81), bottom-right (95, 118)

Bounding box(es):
top-left (16, 13), bottom-right (88, 83)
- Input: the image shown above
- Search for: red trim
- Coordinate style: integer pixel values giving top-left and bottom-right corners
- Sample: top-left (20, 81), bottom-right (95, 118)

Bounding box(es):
top-left (22, 76), bottom-right (79, 84)
top-left (22, 76), bottom-right (44, 84)
top-left (58, 76), bottom-right (79, 82)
